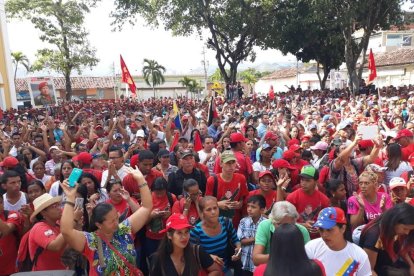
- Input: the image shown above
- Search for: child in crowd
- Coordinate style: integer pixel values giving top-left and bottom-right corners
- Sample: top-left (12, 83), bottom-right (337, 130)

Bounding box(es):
top-left (237, 195), bottom-right (266, 276)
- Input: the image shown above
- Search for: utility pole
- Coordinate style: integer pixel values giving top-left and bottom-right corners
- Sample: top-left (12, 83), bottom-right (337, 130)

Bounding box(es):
top-left (201, 46), bottom-right (209, 100)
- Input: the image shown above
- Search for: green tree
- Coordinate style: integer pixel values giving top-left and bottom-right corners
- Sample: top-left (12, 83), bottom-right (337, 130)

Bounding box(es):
top-left (178, 76), bottom-right (194, 98)
top-left (238, 68), bottom-right (258, 94)
top-left (11, 51), bottom-right (30, 81)
top-left (142, 59), bottom-right (166, 98)
top-left (209, 68), bottom-right (226, 82)
top-left (329, 0), bottom-right (406, 92)
top-left (111, 0), bottom-right (275, 84)
top-left (259, 0), bottom-right (345, 90)
top-left (6, 0), bottom-right (99, 100)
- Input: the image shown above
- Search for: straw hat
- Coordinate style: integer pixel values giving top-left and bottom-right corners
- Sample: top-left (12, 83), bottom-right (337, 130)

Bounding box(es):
top-left (30, 194), bottom-right (62, 222)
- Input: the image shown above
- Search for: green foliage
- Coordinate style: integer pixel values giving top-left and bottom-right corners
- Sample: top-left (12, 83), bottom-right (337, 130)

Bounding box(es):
top-left (209, 68), bottom-right (228, 82)
top-left (142, 59), bottom-right (166, 98)
top-left (111, 0), bottom-right (275, 84)
top-left (179, 76), bottom-right (200, 93)
top-left (6, 0), bottom-right (99, 100)
top-left (11, 51), bottom-right (30, 80)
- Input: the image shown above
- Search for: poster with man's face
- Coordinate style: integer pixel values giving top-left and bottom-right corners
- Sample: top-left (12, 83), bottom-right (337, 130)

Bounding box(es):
top-left (28, 77), bottom-right (57, 107)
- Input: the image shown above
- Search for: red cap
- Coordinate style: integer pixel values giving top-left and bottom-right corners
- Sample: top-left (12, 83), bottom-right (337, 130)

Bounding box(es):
top-left (130, 122), bottom-right (138, 129)
top-left (264, 132), bottom-right (278, 141)
top-left (73, 152), bottom-right (93, 165)
top-left (289, 144), bottom-right (302, 152)
top-left (95, 124), bottom-right (103, 130)
top-left (258, 170), bottom-right (275, 182)
top-left (160, 213), bottom-right (193, 233)
top-left (395, 129), bottom-right (414, 140)
top-left (283, 150), bottom-right (299, 161)
top-left (272, 159), bottom-right (295, 170)
top-left (130, 154), bottom-right (139, 169)
top-left (358, 140), bottom-right (374, 149)
top-left (301, 135), bottom-right (311, 142)
top-left (38, 81), bottom-right (48, 90)
top-left (230, 132), bottom-right (248, 143)
top-left (0, 156), bottom-right (19, 168)
top-left (409, 153), bottom-right (414, 167)
top-left (288, 139), bottom-right (300, 147)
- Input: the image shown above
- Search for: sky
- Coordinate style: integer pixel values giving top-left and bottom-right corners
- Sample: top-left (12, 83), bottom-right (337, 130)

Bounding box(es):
top-left (6, 0), bottom-right (294, 77)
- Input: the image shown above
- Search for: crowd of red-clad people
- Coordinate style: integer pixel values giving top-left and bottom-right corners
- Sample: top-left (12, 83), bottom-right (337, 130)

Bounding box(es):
top-left (1, 85), bottom-right (414, 276)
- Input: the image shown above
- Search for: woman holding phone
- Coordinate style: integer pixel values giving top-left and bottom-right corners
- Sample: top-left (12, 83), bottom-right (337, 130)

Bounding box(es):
top-left (60, 166), bottom-right (152, 276)
top-left (49, 160), bottom-right (75, 197)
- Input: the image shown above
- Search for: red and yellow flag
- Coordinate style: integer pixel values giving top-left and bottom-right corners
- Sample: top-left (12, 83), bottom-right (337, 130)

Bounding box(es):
top-left (120, 55), bottom-right (136, 95)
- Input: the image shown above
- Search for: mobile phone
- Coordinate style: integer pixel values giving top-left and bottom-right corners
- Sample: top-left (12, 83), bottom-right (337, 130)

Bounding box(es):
top-left (68, 168), bottom-right (83, 187)
top-left (75, 198), bottom-right (84, 209)
top-left (229, 188), bottom-right (240, 201)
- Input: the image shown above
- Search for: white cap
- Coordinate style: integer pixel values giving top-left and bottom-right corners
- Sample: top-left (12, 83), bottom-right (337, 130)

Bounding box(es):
top-left (389, 177), bottom-right (407, 190)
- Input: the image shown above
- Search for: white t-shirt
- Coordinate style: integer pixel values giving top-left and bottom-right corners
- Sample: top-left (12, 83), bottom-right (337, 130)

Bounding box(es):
top-left (100, 165), bottom-right (129, 187)
top-left (198, 149), bottom-right (218, 174)
top-left (305, 238), bottom-right (371, 276)
top-left (3, 192), bottom-right (28, 211)
top-left (252, 161), bottom-right (272, 172)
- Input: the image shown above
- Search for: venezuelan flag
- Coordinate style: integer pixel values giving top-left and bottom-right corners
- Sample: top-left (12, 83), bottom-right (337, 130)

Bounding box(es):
top-left (336, 258), bottom-right (359, 276)
top-left (173, 101), bottom-right (182, 130)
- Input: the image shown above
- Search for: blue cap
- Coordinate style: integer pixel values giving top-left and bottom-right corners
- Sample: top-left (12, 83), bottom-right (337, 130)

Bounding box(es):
top-left (313, 207), bottom-right (347, 229)
top-left (322, 114), bottom-right (332, 121)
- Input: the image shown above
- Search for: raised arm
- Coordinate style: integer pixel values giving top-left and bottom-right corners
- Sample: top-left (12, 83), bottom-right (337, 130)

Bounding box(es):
top-left (60, 180), bottom-right (87, 253)
top-left (333, 133), bottom-right (362, 171)
top-left (125, 167), bottom-right (153, 234)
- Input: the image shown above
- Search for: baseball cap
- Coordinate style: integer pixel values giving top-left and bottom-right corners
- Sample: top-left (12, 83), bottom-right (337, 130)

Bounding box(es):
top-left (113, 133), bottom-right (123, 140)
top-left (180, 149), bottom-right (194, 159)
top-left (73, 152), bottom-right (93, 165)
top-left (395, 129), bottom-right (414, 140)
top-left (49, 146), bottom-right (60, 152)
top-left (264, 132), bottom-right (278, 141)
top-left (221, 150), bottom-right (237, 163)
top-left (130, 122), bottom-right (138, 129)
top-left (95, 124), bottom-right (103, 130)
top-left (310, 141), bottom-right (328, 151)
top-left (358, 140), bottom-right (375, 149)
top-left (261, 143), bottom-right (272, 150)
top-left (258, 170), bottom-right (275, 182)
top-left (272, 159), bottom-right (295, 170)
top-left (389, 177), bottom-right (407, 190)
top-left (282, 150), bottom-right (299, 161)
top-left (313, 207), bottom-right (347, 229)
top-left (159, 213), bottom-right (193, 234)
top-left (230, 132), bottom-right (248, 143)
top-left (130, 154), bottom-right (139, 169)
top-left (289, 144), bottom-right (302, 152)
top-left (288, 139), bottom-right (300, 147)
top-left (308, 124), bottom-right (317, 130)
top-left (299, 165), bottom-right (318, 180)
top-left (0, 156), bottom-right (19, 168)
top-left (365, 163), bottom-right (387, 173)
top-left (136, 129), bottom-right (145, 138)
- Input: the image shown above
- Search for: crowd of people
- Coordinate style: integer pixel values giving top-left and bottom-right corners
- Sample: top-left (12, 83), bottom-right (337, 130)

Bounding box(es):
top-left (1, 84), bottom-right (414, 276)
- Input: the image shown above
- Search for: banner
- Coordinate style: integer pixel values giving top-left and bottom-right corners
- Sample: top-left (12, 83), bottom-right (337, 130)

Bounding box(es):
top-left (27, 77), bottom-right (57, 107)
top-left (120, 55), bottom-right (137, 95)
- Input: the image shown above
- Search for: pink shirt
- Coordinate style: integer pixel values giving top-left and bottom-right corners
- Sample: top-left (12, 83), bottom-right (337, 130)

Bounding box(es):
top-left (347, 192), bottom-right (393, 222)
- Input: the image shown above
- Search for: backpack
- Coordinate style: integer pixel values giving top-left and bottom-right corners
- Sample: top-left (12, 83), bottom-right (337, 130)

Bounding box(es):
top-left (16, 230), bottom-right (44, 272)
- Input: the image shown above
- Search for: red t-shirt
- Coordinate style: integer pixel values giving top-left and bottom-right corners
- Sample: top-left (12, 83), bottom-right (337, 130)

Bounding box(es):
top-left (122, 169), bottom-right (164, 195)
top-left (291, 159), bottom-right (310, 172)
top-left (213, 151), bottom-right (253, 180)
top-left (146, 193), bottom-right (176, 240)
top-left (205, 173), bottom-right (249, 228)
top-left (196, 162), bottom-right (210, 179)
top-left (286, 188), bottom-right (330, 223)
top-left (106, 198), bottom-right (138, 220)
top-left (172, 198), bottom-right (200, 226)
top-left (401, 143), bottom-right (414, 162)
top-left (82, 168), bottom-right (103, 183)
top-left (0, 211), bottom-right (22, 275)
top-left (246, 189), bottom-right (277, 210)
top-left (28, 222), bottom-right (66, 271)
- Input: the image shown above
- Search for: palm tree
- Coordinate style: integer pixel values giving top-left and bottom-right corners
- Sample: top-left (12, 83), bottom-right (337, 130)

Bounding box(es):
top-left (179, 76), bottom-right (197, 98)
top-left (188, 79), bottom-right (201, 99)
top-left (11, 51), bottom-right (30, 81)
top-left (142, 59), bottom-right (166, 98)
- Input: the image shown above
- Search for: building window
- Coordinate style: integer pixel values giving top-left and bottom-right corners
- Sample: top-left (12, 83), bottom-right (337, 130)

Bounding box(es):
top-left (97, 89), bottom-right (104, 99)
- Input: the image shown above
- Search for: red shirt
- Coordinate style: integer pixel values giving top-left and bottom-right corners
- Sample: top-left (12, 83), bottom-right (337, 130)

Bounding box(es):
top-left (246, 189), bottom-right (277, 210)
top-left (286, 188), bottom-right (330, 223)
top-left (205, 173), bottom-right (249, 228)
top-left (195, 162), bottom-right (210, 179)
top-left (0, 211), bottom-right (22, 275)
top-left (122, 169), bottom-right (164, 195)
top-left (82, 168), bottom-right (103, 183)
top-left (172, 198), bottom-right (200, 226)
top-left (213, 151), bottom-right (253, 180)
top-left (28, 222), bottom-right (66, 271)
top-left (146, 193), bottom-right (176, 240)
top-left (401, 143), bottom-right (414, 161)
top-left (291, 159), bottom-right (310, 172)
top-left (106, 198), bottom-right (137, 220)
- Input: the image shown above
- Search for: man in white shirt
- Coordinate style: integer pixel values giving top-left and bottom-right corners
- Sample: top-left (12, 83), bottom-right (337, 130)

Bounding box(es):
top-left (100, 148), bottom-right (129, 188)
top-left (197, 136), bottom-right (217, 175)
top-left (305, 207), bottom-right (371, 276)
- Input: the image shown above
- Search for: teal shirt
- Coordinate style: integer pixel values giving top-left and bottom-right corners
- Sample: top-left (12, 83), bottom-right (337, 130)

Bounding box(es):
top-left (254, 219), bottom-right (310, 254)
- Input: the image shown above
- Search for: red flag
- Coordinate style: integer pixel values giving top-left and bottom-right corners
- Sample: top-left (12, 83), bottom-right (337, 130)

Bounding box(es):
top-left (268, 85), bottom-right (275, 100)
top-left (193, 131), bottom-right (203, 152)
top-left (170, 132), bottom-right (180, 152)
top-left (207, 97), bottom-right (219, 126)
top-left (368, 49), bottom-right (377, 84)
top-left (120, 55), bottom-right (137, 95)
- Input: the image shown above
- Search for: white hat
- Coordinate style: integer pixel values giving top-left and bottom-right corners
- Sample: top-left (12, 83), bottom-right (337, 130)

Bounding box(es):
top-left (136, 129), bottom-right (145, 138)
top-left (389, 177), bottom-right (407, 190)
top-left (30, 194), bottom-right (62, 222)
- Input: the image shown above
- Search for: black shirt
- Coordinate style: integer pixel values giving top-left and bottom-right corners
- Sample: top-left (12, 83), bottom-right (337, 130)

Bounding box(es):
top-left (167, 168), bottom-right (207, 196)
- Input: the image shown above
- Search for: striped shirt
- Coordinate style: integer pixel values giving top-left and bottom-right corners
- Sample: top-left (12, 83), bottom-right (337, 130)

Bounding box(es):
top-left (190, 216), bottom-right (240, 273)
